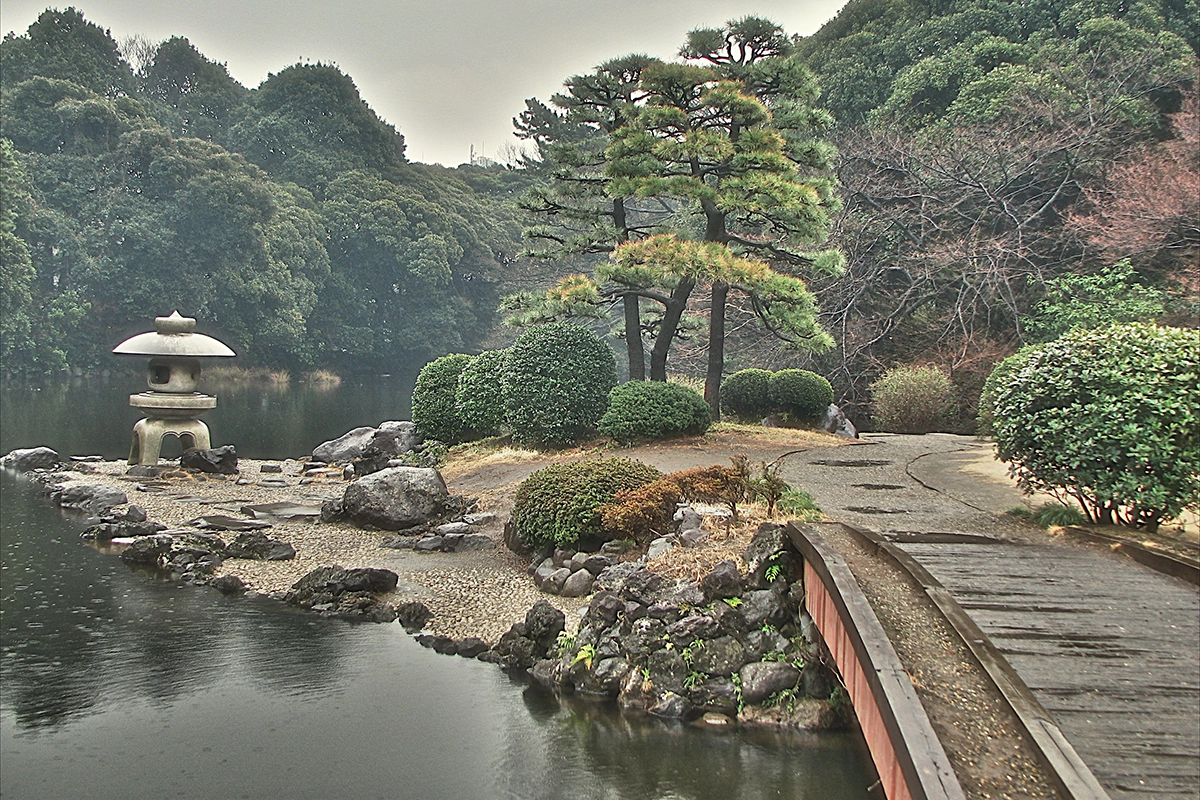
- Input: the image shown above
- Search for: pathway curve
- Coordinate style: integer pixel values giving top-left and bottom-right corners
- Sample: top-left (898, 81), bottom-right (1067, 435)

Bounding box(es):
top-left (779, 434), bottom-right (1200, 800)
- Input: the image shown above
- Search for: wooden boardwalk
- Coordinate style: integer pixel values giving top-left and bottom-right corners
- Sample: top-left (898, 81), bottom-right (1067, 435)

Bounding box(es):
top-left (896, 540), bottom-right (1199, 799)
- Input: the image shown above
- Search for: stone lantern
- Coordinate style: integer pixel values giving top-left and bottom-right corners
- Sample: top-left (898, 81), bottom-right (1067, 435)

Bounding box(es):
top-left (113, 312), bottom-right (235, 466)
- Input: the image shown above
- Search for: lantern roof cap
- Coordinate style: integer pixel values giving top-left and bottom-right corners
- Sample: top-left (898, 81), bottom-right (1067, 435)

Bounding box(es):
top-left (112, 312), bottom-right (235, 358)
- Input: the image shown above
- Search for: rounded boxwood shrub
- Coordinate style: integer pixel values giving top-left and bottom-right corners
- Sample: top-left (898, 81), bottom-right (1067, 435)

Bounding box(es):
top-left (988, 323), bottom-right (1200, 530)
top-left (870, 365), bottom-right (955, 433)
top-left (510, 457), bottom-right (662, 551)
top-left (455, 348), bottom-right (508, 437)
top-left (768, 369), bottom-right (833, 422)
top-left (411, 353), bottom-right (475, 444)
top-left (502, 322), bottom-right (618, 447)
top-left (597, 380), bottom-right (711, 444)
top-left (720, 368), bottom-right (774, 421)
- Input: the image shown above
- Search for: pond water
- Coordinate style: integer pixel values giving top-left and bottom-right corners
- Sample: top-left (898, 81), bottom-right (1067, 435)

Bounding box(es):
top-left (0, 379), bottom-right (877, 799)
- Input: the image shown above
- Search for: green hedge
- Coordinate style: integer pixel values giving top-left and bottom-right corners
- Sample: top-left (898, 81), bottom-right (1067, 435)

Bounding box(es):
top-left (411, 353), bottom-right (474, 444)
top-left (510, 458), bottom-right (662, 551)
top-left (597, 381), bottom-right (711, 444)
top-left (720, 368), bottom-right (774, 421)
top-left (455, 348), bottom-right (508, 437)
top-left (987, 323), bottom-right (1200, 529)
top-left (768, 369), bottom-right (833, 422)
top-left (502, 323), bottom-right (617, 447)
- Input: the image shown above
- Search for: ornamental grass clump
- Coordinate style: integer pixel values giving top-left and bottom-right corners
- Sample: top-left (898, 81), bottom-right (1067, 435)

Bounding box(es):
top-left (870, 364), bottom-right (955, 433)
top-left (502, 322), bottom-right (617, 447)
top-left (597, 380), bottom-right (711, 444)
top-left (510, 458), bottom-right (662, 551)
top-left (411, 353), bottom-right (475, 444)
top-left (985, 323), bottom-right (1200, 530)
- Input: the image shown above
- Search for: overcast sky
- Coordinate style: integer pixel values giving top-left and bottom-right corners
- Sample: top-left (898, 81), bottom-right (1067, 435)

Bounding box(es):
top-left (2, 1), bottom-right (848, 166)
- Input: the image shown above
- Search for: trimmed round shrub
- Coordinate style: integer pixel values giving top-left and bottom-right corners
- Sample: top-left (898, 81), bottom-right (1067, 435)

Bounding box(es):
top-left (597, 380), bottom-right (711, 444)
top-left (720, 368), bottom-right (774, 421)
top-left (989, 323), bottom-right (1200, 529)
top-left (455, 348), bottom-right (508, 437)
top-left (502, 322), bottom-right (618, 447)
top-left (976, 350), bottom-right (1035, 437)
top-left (411, 353), bottom-right (475, 444)
top-left (768, 369), bottom-right (833, 422)
top-left (870, 365), bottom-right (955, 433)
top-left (509, 458), bottom-right (662, 551)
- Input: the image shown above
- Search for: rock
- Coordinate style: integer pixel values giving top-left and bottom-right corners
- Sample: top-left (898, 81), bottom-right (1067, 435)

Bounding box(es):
top-left (599, 563), bottom-right (665, 605)
top-left (522, 600), bottom-right (565, 655)
top-left (456, 638), bottom-right (490, 658)
top-left (696, 711), bottom-right (736, 728)
top-left (743, 523), bottom-right (795, 589)
top-left (701, 560), bottom-right (744, 601)
top-left (647, 537), bottom-right (675, 559)
top-left (560, 569), bottom-right (595, 598)
top-left (189, 515), bottom-right (273, 532)
top-left (396, 601), bottom-right (432, 632)
top-left (552, 548), bottom-right (575, 568)
top-left (313, 427), bottom-right (377, 464)
top-left (647, 603), bottom-right (682, 625)
top-left (600, 539), bottom-right (634, 556)
top-left (260, 463), bottom-right (283, 473)
top-left (224, 531), bottom-right (295, 561)
top-left (530, 658), bottom-right (563, 689)
top-left (414, 535), bottom-right (444, 552)
top-left (180, 445), bottom-right (239, 475)
top-left (568, 551), bottom-right (590, 572)
top-left (493, 629), bottom-right (539, 670)
top-left (618, 668), bottom-right (653, 713)
top-left (740, 661), bottom-right (801, 705)
top-left (211, 575), bottom-right (247, 594)
top-left (673, 505), bottom-right (703, 531)
top-left (586, 591), bottom-right (625, 627)
top-left (692, 636), bottom-right (748, 677)
top-left (581, 553), bottom-right (616, 575)
top-left (542, 567), bottom-right (571, 594)
top-left (646, 649), bottom-right (689, 693)
top-left (372, 421), bottom-right (422, 456)
top-left (502, 518), bottom-right (530, 556)
top-left (688, 677), bottom-right (740, 716)
top-left (342, 467), bottom-right (449, 531)
top-left (462, 512), bottom-right (495, 525)
top-left (587, 657), bottom-right (631, 697)
top-left (648, 691), bottom-right (690, 719)
top-left (454, 533), bottom-right (495, 551)
top-left (620, 617), bottom-right (668, 660)
top-left (666, 614), bottom-right (721, 648)
top-left (711, 601), bottom-right (749, 637)
top-left (54, 484), bottom-right (127, 514)
top-left (744, 629), bottom-right (791, 662)
top-left (818, 404), bottom-right (858, 439)
top-left (287, 565), bottom-right (399, 605)
top-left (680, 529), bottom-right (708, 548)
top-left (441, 533), bottom-right (464, 551)
top-left (801, 662), bottom-right (835, 699)
top-left (81, 519), bottom-right (165, 541)
top-left (119, 534), bottom-right (175, 565)
top-left (662, 581), bottom-right (706, 607)
top-left (434, 521), bottom-right (472, 536)
top-left (740, 590), bottom-right (789, 629)
top-left (1, 447), bottom-right (61, 472)
top-left (241, 502), bottom-right (322, 520)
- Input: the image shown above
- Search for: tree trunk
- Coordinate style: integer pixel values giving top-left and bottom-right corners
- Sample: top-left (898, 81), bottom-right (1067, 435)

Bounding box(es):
top-left (623, 293), bottom-right (645, 380)
top-left (704, 281), bottom-right (728, 420)
top-left (649, 278), bottom-right (695, 381)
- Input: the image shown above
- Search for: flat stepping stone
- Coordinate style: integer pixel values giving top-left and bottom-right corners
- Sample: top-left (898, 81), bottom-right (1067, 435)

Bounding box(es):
top-left (188, 515), bottom-right (273, 532)
top-left (240, 501), bottom-right (322, 519)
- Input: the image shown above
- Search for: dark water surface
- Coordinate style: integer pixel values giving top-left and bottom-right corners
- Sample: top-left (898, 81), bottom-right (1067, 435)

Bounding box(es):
top-left (0, 381), bottom-right (876, 799)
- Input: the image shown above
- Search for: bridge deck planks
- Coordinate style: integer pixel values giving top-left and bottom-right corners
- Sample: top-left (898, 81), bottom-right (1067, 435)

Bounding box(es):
top-left (897, 541), bottom-right (1200, 800)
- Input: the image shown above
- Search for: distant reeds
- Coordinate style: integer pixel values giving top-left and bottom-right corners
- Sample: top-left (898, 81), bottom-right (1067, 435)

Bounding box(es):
top-left (204, 365), bottom-right (292, 388)
top-left (303, 369), bottom-right (342, 388)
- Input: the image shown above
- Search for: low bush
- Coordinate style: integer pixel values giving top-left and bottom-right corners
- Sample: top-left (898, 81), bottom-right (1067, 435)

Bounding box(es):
top-left (509, 458), bottom-right (662, 551)
top-left (720, 369), bottom-right (774, 421)
top-left (502, 323), bottom-right (617, 447)
top-left (988, 323), bottom-right (1200, 529)
top-left (411, 353), bottom-right (475, 444)
top-left (455, 348), bottom-right (508, 437)
top-left (597, 380), bottom-right (711, 444)
top-left (870, 365), bottom-right (955, 434)
top-left (598, 460), bottom-right (751, 541)
top-left (768, 369), bottom-right (833, 422)
top-left (976, 351), bottom-right (1035, 436)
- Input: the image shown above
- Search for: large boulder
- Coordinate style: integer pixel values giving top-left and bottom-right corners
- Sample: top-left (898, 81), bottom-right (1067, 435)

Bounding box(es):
top-left (1, 447), bottom-right (61, 472)
top-left (53, 484), bottom-right (127, 514)
top-left (740, 661), bottom-right (801, 705)
top-left (818, 404), bottom-right (858, 439)
top-left (342, 467), bottom-right (449, 530)
top-left (313, 427), bottom-right (376, 464)
top-left (372, 421), bottom-right (422, 456)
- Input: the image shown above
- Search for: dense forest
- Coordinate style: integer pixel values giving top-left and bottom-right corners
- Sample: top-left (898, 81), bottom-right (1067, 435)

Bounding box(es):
top-left (1, 2), bottom-right (1196, 424)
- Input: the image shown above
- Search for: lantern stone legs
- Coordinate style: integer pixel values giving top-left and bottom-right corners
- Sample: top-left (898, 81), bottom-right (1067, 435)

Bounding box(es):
top-left (129, 417), bottom-right (212, 466)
